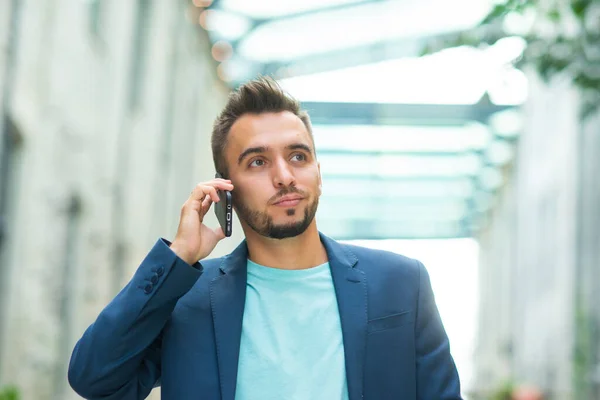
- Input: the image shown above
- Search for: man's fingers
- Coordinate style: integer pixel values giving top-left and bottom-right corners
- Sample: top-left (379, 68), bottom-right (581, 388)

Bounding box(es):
top-left (200, 195), bottom-right (212, 215)
top-left (191, 181), bottom-right (234, 203)
top-left (199, 185), bottom-right (219, 202)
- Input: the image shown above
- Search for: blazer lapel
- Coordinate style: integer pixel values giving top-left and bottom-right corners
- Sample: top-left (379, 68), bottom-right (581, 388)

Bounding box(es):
top-left (321, 233), bottom-right (367, 400)
top-left (210, 241), bottom-right (249, 400)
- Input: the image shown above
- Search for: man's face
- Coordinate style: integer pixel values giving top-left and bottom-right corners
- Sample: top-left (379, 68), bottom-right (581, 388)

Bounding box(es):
top-left (224, 111), bottom-right (321, 239)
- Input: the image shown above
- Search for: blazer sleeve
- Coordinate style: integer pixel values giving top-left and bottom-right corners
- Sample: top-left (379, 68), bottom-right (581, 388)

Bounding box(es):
top-left (68, 238), bottom-right (203, 400)
top-left (414, 260), bottom-right (462, 399)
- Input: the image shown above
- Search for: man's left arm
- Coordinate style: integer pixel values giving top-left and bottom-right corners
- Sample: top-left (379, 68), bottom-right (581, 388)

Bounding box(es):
top-left (414, 260), bottom-right (462, 399)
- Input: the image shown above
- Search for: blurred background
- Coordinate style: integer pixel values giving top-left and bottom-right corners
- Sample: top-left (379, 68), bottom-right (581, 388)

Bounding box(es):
top-left (0, 0), bottom-right (599, 399)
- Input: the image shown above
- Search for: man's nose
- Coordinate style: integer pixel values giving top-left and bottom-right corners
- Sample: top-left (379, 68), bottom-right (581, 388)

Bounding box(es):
top-left (272, 159), bottom-right (295, 188)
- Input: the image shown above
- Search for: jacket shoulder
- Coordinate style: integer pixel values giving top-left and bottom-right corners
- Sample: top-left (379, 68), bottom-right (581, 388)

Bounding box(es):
top-left (199, 256), bottom-right (226, 275)
top-left (341, 243), bottom-right (425, 318)
top-left (342, 242), bottom-right (420, 268)
top-left (341, 242), bottom-right (423, 282)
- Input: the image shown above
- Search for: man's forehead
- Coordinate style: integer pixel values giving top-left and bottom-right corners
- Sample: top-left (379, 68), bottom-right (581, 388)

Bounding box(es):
top-left (231, 111), bottom-right (306, 133)
top-left (229, 111), bottom-right (310, 147)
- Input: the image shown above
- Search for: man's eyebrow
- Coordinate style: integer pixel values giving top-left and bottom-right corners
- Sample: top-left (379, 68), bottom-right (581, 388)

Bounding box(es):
top-left (237, 146), bottom-right (269, 165)
top-left (287, 143), bottom-right (313, 154)
top-left (237, 143), bottom-right (314, 165)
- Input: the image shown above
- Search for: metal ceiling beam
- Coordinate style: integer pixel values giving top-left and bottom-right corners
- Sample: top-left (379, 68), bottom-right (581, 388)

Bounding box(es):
top-left (303, 98), bottom-right (514, 125)
top-left (321, 175), bottom-right (482, 193)
top-left (261, 34), bottom-right (439, 79)
top-left (319, 176), bottom-right (496, 216)
top-left (322, 174), bottom-right (475, 182)
top-left (227, 32), bottom-right (449, 85)
top-left (217, 0), bottom-right (389, 49)
top-left (259, 23), bottom-right (506, 79)
top-left (252, 0), bottom-right (388, 27)
top-left (226, 33), bottom-right (451, 86)
top-left (318, 149), bottom-right (475, 157)
top-left (317, 149), bottom-right (502, 173)
top-left (317, 219), bottom-right (472, 240)
top-left (321, 176), bottom-right (476, 197)
top-left (318, 200), bottom-right (472, 220)
top-left (318, 196), bottom-right (472, 207)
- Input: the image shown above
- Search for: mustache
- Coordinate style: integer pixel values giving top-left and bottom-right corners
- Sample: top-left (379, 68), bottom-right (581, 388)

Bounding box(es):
top-left (269, 187), bottom-right (306, 204)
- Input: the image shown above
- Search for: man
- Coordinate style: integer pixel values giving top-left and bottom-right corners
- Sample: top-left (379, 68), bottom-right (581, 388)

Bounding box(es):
top-left (68, 77), bottom-right (461, 400)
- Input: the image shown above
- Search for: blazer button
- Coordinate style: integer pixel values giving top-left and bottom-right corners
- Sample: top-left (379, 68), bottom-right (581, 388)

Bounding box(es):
top-left (156, 266), bottom-right (165, 277)
top-left (143, 283), bottom-right (153, 294)
top-left (150, 274), bottom-right (159, 284)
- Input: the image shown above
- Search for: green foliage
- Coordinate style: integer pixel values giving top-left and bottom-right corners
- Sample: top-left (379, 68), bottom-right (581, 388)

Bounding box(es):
top-left (481, 0), bottom-right (536, 24)
top-left (571, 0), bottom-right (591, 18)
top-left (489, 380), bottom-right (515, 400)
top-left (573, 303), bottom-right (594, 399)
top-left (424, 0), bottom-right (600, 118)
top-left (0, 386), bottom-right (19, 400)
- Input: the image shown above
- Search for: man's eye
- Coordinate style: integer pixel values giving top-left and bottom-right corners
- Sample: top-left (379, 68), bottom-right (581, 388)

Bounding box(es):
top-left (249, 159), bottom-right (265, 167)
top-left (292, 153), bottom-right (306, 161)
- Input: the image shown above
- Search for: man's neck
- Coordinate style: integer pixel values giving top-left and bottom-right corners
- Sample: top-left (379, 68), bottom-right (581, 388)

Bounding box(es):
top-left (243, 224), bottom-right (328, 270)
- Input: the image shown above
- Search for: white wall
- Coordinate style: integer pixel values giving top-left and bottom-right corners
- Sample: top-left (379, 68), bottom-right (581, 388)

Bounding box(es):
top-left (0, 1), bottom-right (241, 399)
top-left (474, 70), bottom-right (582, 398)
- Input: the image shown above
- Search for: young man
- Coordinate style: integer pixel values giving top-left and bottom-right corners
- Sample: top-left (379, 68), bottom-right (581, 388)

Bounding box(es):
top-left (68, 77), bottom-right (462, 400)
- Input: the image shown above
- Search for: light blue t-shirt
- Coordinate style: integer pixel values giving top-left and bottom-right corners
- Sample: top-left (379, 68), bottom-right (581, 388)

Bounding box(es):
top-left (235, 259), bottom-right (349, 400)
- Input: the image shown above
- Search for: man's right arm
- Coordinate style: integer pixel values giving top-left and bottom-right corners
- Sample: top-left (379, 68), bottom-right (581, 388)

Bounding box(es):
top-left (68, 178), bottom-right (233, 399)
top-left (67, 238), bottom-right (202, 400)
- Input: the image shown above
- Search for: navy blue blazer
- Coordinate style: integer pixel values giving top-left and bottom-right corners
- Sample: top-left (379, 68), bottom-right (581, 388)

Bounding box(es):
top-left (68, 233), bottom-right (461, 399)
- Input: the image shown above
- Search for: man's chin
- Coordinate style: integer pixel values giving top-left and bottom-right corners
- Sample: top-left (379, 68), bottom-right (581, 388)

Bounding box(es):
top-left (265, 221), bottom-right (310, 240)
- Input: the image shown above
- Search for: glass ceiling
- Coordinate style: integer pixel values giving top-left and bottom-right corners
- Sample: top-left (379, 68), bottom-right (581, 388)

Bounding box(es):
top-left (313, 124), bottom-right (492, 152)
top-left (220, 0), bottom-right (371, 19)
top-left (214, 0), bottom-right (494, 60)
top-left (277, 43), bottom-right (528, 105)
top-left (203, 0), bottom-right (526, 239)
top-left (237, 1), bottom-right (492, 62)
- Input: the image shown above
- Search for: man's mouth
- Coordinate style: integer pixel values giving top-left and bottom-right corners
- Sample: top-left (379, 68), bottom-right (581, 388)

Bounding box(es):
top-left (273, 195), bottom-right (303, 207)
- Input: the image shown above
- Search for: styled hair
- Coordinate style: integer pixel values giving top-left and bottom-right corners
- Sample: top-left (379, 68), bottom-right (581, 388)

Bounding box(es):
top-left (211, 76), bottom-right (313, 177)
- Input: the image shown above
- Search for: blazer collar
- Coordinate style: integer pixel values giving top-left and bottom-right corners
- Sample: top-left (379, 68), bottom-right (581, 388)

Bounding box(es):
top-left (321, 232), bottom-right (367, 400)
top-left (218, 232), bottom-right (358, 272)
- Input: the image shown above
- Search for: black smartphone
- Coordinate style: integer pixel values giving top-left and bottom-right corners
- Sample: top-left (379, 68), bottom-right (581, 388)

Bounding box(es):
top-left (214, 172), bottom-right (233, 237)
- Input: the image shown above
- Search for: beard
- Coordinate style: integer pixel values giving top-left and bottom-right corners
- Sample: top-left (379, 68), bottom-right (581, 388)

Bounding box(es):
top-left (233, 188), bottom-right (319, 240)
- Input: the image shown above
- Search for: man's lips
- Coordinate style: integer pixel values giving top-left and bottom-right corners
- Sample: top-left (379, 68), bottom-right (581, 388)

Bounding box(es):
top-left (273, 195), bottom-right (303, 207)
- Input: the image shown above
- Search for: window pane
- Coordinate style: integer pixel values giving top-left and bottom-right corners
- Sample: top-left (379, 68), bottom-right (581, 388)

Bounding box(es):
top-left (317, 198), bottom-right (469, 221)
top-left (278, 43), bottom-right (526, 105)
top-left (318, 153), bottom-right (482, 177)
top-left (317, 218), bottom-right (467, 239)
top-left (321, 178), bottom-right (475, 198)
top-left (221, 0), bottom-right (366, 19)
top-left (313, 124), bottom-right (491, 152)
top-left (238, 0), bottom-right (493, 61)
top-left (280, 48), bottom-right (488, 104)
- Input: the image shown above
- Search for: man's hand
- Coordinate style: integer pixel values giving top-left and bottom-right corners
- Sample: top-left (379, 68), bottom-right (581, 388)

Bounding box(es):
top-left (169, 178), bottom-right (234, 265)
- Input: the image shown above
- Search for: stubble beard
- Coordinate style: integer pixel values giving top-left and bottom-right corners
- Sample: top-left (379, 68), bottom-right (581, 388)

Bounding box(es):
top-left (234, 194), bottom-right (319, 240)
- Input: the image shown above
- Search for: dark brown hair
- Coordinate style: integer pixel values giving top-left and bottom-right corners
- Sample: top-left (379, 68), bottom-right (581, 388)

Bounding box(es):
top-left (211, 76), bottom-right (313, 178)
